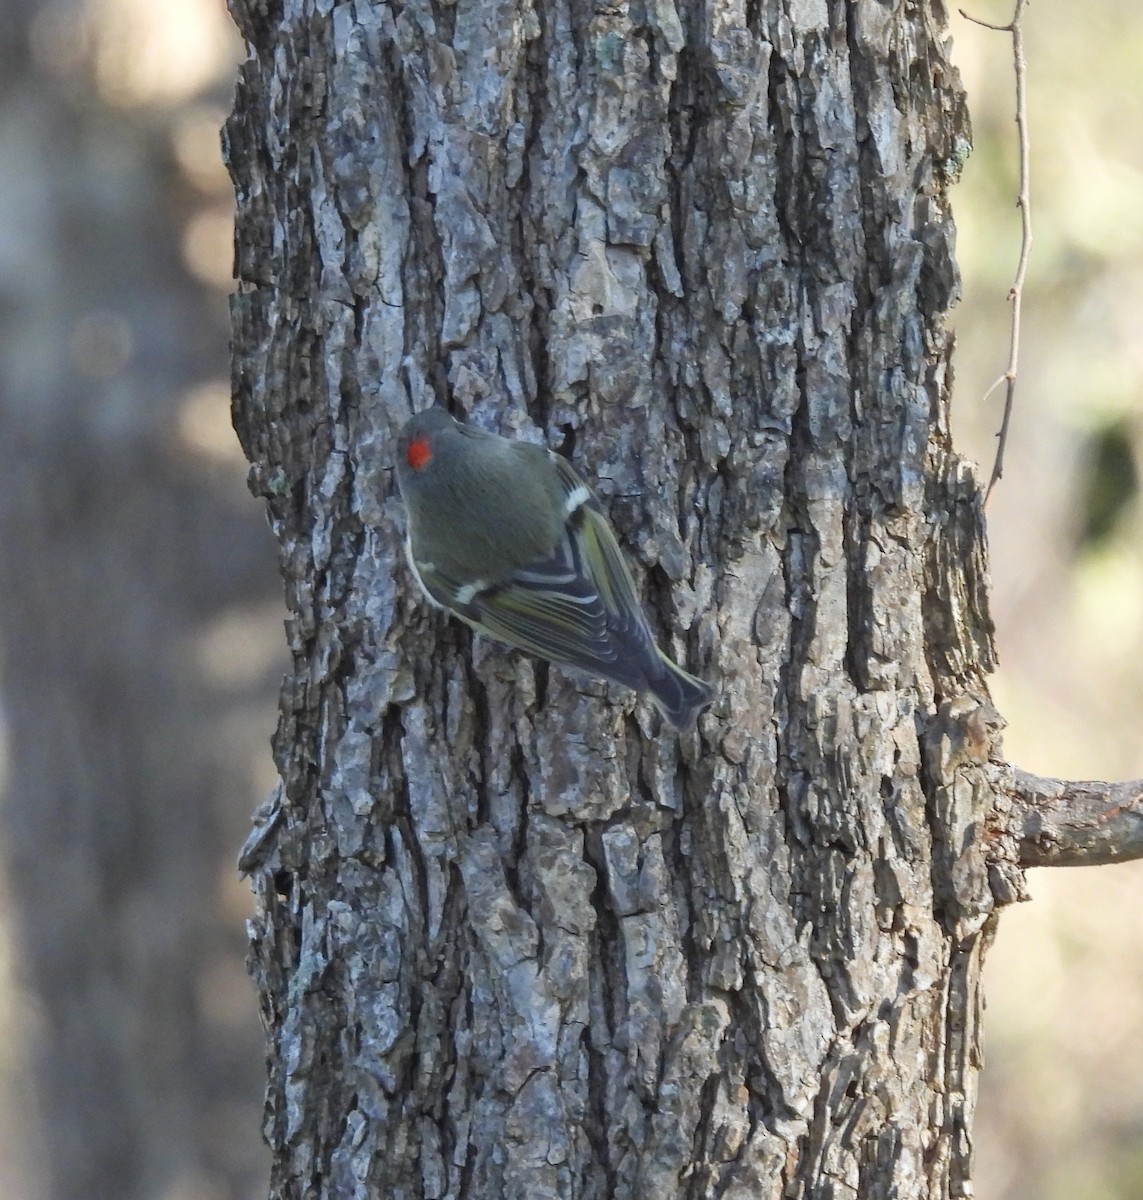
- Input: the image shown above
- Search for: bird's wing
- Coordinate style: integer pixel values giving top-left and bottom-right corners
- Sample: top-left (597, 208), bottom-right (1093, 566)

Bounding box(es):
top-left (481, 524), bottom-right (658, 691)
top-left (415, 451), bottom-right (661, 691)
top-left (463, 539), bottom-right (622, 670)
top-left (546, 454), bottom-right (649, 619)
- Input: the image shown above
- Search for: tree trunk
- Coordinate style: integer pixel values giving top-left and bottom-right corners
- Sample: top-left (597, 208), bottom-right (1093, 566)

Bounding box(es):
top-left (227, 0), bottom-right (1003, 1196)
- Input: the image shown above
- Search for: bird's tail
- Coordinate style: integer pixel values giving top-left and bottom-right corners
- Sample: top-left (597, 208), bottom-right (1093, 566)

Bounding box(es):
top-left (647, 651), bottom-right (716, 730)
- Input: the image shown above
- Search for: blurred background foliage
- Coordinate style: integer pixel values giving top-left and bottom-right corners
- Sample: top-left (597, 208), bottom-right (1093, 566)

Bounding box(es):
top-left (0, 1), bottom-right (1138, 1198)
top-left (953, 4), bottom-right (1143, 1198)
top-left (0, 1), bottom-right (274, 1198)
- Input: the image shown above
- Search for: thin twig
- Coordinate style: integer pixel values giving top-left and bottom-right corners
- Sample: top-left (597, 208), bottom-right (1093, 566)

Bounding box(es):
top-left (959, 0), bottom-right (1033, 507)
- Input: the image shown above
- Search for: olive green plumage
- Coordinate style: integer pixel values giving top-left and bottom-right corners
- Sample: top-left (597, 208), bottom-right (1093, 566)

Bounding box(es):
top-left (396, 407), bottom-right (714, 729)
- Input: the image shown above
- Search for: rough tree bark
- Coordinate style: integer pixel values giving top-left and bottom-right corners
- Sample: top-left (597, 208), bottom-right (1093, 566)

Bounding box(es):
top-left (226, 0), bottom-right (1013, 1196)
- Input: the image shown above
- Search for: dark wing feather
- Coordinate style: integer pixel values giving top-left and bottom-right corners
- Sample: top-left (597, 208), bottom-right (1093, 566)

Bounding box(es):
top-left (409, 444), bottom-right (715, 725)
top-left (547, 454), bottom-right (650, 620)
top-left (438, 489), bottom-right (662, 691)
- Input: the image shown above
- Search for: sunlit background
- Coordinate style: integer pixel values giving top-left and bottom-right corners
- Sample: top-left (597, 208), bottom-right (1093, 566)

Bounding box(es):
top-left (0, 1), bottom-right (1139, 1197)
top-left (953, 6), bottom-right (1143, 1197)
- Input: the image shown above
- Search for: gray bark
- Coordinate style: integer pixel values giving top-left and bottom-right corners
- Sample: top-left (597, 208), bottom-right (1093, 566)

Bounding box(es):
top-left (226, 0), bottom-right (1005, 1196)
top-left (996, 769), bottom-right (1143, 867)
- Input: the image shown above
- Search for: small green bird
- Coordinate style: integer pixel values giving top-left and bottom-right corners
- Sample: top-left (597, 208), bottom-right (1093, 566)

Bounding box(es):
top-left (396, 408), bottom-right (715, 729)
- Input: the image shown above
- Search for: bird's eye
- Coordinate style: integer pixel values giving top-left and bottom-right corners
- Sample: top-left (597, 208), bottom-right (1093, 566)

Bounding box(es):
top-left (406, 438), bottom-right (432, 470)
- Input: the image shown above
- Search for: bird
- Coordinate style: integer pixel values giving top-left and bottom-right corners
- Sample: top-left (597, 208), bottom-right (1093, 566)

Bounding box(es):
top-left (395, 407), bottom-right (715, 729)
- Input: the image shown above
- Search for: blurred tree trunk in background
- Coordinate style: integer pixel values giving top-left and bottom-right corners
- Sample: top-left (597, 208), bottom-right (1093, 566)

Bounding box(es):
top-left (0, 3), bottom-right (277, 1199)
top-left (227, 1), bottom-right (1014, 1197)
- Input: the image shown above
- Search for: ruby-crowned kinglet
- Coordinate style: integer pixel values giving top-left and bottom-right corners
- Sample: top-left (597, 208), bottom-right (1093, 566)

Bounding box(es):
top-left (396, 407), bottom-right (715, 729)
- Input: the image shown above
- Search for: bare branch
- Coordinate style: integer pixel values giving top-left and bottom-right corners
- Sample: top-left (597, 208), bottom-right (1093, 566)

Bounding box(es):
top-left (959, 0), bottom-right (1033, 506)
top-left (1002, 768), bottom-right (1143, 867)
